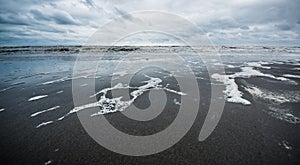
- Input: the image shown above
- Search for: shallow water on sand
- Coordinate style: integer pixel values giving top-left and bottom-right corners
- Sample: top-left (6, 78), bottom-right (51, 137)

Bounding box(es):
top-left (0, 46), bottom-right (300, 164)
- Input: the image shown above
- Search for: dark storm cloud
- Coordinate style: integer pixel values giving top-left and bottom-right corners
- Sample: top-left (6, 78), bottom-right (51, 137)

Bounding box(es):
top-left (30, 9), bottom-right (51, 21)
top-left (30, 9), bottom-right (79, 25)
top-left (81, 0), bottom-right (97, 9)
top-left (0, 14), bottom-right (31, 25)
top-left (51, 11), bottom-right (79, 25)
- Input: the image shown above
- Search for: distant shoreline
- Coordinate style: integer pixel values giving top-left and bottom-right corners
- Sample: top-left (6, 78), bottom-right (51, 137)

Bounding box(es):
top-left (1, 45), bottom-right (300, 55)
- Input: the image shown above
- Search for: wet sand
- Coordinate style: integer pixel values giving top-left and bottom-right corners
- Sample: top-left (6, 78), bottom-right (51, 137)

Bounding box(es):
top-left (0, 46), bottom-right (299, 164)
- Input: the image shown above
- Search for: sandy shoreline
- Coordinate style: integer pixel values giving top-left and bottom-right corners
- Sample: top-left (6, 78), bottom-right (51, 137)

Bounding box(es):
top-left (0, 47), bottom-right (299, 164)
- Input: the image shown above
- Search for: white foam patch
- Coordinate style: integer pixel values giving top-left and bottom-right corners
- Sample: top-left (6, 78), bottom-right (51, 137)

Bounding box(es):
top-left (173, 98), bottom-right (182, 105)
top-left (283, 74), bottom-right (300, 79)
top-left (163, 87), bottom-right (187, 96)
top-left (274, 61), bottom-right (285, 64)
top-left (245, 85), bottom-right (300, 124)
top-left (280, 140), bottom-right (292, 150)
top-left (268, 107), bottom-right (300, 124)
top-left (154, 70), bottom-right (174, 78)
top-left (59, 75), bottom-right (186, 120)
top-left (247, 61), bottom-right (271, 69)
top-left (28, 95), bottom-right (48, 101)
top-left (30, 106), bottom-right (60, 117)
top-left (247, 85), bottom-right (300, 102)
top-left (36, 121), bottom-right (53, 128)
top-left (289, 62), bottom-right (300, 66)
top-left (245, 87), bottom-right (289, 103)
top-left (56, 90), bottom-right (63, 94)
top-left (234, 67), bottom-right (288, 81)
top-left (44, 160), bottom-right (53, 165)
top-left (226, 64), bottom-right (235, 68)
top-left (0, 108), bottom-right (5, 112)
top-left (113, 71), bottom-right (128, 77)
top-left (213, 62), bottom-right (223, 66)
top-left (41, 75), bottom-right (93, 85)
top-left (90, 83), bottom-right (131, 98)
top-left (211, 66), bottom-right (297, 105)
top-left (212, 74), bottom-right (251, 105)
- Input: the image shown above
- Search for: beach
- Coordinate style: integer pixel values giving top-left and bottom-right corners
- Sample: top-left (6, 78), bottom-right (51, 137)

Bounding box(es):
top-left (0, 46), bottom-right (299, 164)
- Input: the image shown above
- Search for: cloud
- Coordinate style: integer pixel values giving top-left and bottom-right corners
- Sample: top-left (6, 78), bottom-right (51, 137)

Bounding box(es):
top-left (240, 26), bottom-right (249, 30)
top-left (0, 0), bottom-right (299, 46)
top-left (0, 13), bottom-right (33, 25)
top-left (275, 24), bottom-right (291, 31)
top-left (51, 11), bottom-right (79, 25)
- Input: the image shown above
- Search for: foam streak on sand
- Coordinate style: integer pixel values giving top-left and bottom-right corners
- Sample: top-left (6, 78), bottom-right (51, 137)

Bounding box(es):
top-left (211, 66), bottom-right (296, 105)
top-left (163, 87), bottom-right (187, 96)
top-left (173, 98), bottom-right (182, 105)
top-left (247, 61), bottom-right (271, 69)
top-left (41, 74), bottom-right (97, 85)
top-left (113, 70), bottom-right (128, 76)
top-left (212, 73), bottom-right (251, 105)
top-left (268, 107), bottom-right (300, 124)
top-left (0, 86), bottom-right (16, 93)
top-left (283, 74), bottom-right (300, 79)
top-left (245, 86), bottom-right (300, 104)
top-left (41, 76), bottom-right (70, 85)
top-left (28, 95), bottom-right (48, 101)
top-left (44, 160), bottom-right (53, 165)
top-left (245, 86), bottom-right (300, 124)
top-left (36, 121), bottom-right (53, 128)
top-left (41, 75), bottom-right (83, 85)
top-left (281, 140), bottom-right (292, 150)
top-left (31, 106), bottom-right (60, 117)
top-left (59, 75), bottom-right (186, 120)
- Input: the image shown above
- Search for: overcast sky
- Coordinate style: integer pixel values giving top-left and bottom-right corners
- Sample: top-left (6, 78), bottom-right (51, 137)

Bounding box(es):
top-left (0, 0), bottom-right (299, 46)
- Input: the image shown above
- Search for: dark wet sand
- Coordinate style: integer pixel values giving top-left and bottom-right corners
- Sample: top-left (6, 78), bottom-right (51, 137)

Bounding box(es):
top-left (0, 50), bottom-right (300, 164)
